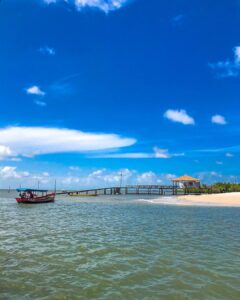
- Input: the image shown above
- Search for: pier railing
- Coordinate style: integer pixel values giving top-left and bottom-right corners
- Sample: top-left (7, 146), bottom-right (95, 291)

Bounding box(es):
top-left (57, 185), bottom-right (236, 197)
top-left (58, 185), bottom-right (181, 196)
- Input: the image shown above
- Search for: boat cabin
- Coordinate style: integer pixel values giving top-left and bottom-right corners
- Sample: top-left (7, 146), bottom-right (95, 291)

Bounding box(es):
top-left (172, 175), bottom-right (200, 189)
top-left (17, 188), bottom-right (49, 199)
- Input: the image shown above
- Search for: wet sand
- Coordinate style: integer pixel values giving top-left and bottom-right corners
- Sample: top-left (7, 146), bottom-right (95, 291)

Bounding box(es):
top-left (177, 192), bottom-right (240, 207)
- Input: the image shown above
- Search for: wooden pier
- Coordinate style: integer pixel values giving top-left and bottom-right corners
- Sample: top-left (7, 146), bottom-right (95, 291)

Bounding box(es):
top-left (59, 185), bottom-right (183, 196)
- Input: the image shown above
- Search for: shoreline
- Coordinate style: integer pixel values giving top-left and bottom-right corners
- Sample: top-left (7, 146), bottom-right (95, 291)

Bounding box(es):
top-left (176, 192), bottom-right (240, 207)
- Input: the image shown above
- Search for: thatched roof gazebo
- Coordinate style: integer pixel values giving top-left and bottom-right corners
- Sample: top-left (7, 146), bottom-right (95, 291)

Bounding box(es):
top-left (172, 175), bottom-right (200, 188)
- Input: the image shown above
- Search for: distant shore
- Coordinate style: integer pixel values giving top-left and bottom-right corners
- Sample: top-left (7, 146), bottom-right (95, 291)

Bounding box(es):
top-left (177, 192), bottom-right (240, 207)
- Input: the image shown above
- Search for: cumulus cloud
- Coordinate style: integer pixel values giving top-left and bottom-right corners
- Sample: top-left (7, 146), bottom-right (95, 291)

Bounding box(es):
top-left (136, 172), bottom-right (162, 185)
top-left (42, 0), bottom-right (130, 13)
top-left (0, 166), bottom-right (178, 189)
top-left (0, 145), bottom-right (12, 160)
top-left (61, 169), bottom-right (177, 188)
top-left (164, 109), bottom-right (195, 125)
top-left (0, 126), bottom-right (136, 158)
top-left (211, 114), bottom-right (227, 125)
top-left (0, 166), bottom-right (29, 179)
top-left (26, 86), bottom-right (46, 96)
top-left (0, 167), bottom-right (53, 189)
top-left (62, 168), bottom-right (132, 187)
top-left (39, 46), bottom-right (56, 56)
top-left (209, 46), bottom-right (240, 78)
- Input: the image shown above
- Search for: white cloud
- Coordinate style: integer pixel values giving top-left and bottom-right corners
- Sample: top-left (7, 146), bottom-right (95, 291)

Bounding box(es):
top-left (226, 152), bottom-right (234, 157)
top-left (0, 166), bottom-right (20, 179)
top-left (42, 0), bottom-right (130, 13)
top-left (0, 145), bottom-right (12, 160)
top-left (96, 152), bottom-right (152, 158)
top-left (211, 114), bottom-right (227, 125)
top-left (216, 161), bottom-right (223, 165)
top-left (0, 166), bottom-right (29, 179)
top-left (165, 173), bottom-right (177, 180)
top-left (92, 147), bottom-right (183, 159)
top-left (35, 100), bottom-right (47, 107)
top-left (61, 169), bottom-right (177, 188)
top-left (26, 86), bottom-right (45, 96)
top-left (0, 166), bottom-right (177, 189)
top-left (209, 46), bottom-right (240, 78)
top-left (42, 172), bottom-right (50, 177)
top-left (0, 167), bottom-right (53, 189)
top-left (39, 46), bottom-right (56, 56)
top-left (234, 46), bottom-right (240, 63)
top-left (69, 166), bottom-right (80, 171)
top-left (196, 171), bottom-right (235, 184)
top-left (62, 176), bottom-right (81, 185)
top-left (0, 126), bottom-right (136, 158)
top-left (62, 168), bottom-right (132, 187)
top-left (153, 147), bottom-right (171, 158)
top-left (22, 171), bottom-right (30, 177)
top-left (164, 109), bottom-right (195, 125)
top-left (10, 157), bottom-right (22, 162)
top-left (136, 172), bottom-right (162, 185)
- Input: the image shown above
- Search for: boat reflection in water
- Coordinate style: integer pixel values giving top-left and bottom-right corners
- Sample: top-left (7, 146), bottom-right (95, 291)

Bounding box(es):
top-left (16, 188), bottom-right (55, 204)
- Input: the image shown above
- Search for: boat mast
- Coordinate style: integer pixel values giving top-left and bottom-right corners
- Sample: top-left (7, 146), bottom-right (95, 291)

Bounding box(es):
top-left (54, 179), bottom-right (57, 194)
top-left (120, 172), bottom-right (123, 188)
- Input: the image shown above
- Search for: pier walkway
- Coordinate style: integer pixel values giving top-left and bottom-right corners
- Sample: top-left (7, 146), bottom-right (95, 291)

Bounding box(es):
top-left (58, 185), bottom-right (183, 196)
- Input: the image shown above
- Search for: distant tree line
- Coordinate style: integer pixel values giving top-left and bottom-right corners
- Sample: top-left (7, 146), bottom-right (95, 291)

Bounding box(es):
top-left (183, 182), bottom-right (240, 195)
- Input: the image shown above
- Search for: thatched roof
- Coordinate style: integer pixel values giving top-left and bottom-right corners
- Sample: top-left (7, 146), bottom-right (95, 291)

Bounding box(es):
top-left (172, 175), bottom-right (200, 182)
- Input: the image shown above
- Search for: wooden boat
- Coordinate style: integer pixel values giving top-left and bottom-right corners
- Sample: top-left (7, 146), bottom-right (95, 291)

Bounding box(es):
top-left (16, 188), bottom-right (55, 204)
top-left (68, 193), bottom-right (98, 197)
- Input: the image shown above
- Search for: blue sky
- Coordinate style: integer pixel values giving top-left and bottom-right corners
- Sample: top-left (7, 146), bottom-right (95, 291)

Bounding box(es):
top-left (1, 0), bottom-right (240, 188)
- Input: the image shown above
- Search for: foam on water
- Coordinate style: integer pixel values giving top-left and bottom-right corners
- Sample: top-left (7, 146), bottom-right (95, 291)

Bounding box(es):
top-left (136, 196), bottom-right (240, 207)
top-left (136, 196), bottom-right (180, 205)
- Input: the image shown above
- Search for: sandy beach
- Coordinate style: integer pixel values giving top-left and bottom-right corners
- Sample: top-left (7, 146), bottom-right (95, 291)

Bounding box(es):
top-left (177, 192), bottom-right (240, 207)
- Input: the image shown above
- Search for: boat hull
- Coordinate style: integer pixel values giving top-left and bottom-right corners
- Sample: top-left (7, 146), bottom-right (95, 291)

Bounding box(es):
top-left (16, 194), bottom-right (55, 204)
top-left (69, 194), bottom-right (97, 197)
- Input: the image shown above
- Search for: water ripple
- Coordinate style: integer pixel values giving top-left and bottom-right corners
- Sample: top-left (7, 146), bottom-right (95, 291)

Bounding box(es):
top-left (0, 192), bottom-right (240, 299)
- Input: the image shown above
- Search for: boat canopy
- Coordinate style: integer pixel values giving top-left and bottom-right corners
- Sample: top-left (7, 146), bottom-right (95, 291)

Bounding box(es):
top-left (16, 188), bottom-right (48, 193)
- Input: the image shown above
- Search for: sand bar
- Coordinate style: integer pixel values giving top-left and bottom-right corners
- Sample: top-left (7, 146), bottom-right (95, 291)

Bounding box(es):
top-left (177, 192), bottom-right (240, 207)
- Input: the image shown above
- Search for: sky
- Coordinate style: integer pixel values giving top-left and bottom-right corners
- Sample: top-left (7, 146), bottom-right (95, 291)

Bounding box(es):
top-left (1, 0), bottom-right (240, 189)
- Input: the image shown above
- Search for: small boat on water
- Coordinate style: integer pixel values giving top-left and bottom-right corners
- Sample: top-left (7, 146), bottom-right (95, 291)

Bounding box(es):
top-left (16, 188), bottom-right (55, 204)
top-left (68, 193), bottom-right (97, 197)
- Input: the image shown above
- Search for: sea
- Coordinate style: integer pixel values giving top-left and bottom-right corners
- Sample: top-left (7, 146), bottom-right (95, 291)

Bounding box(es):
top-left (0, 190), bottom-right (240, 300)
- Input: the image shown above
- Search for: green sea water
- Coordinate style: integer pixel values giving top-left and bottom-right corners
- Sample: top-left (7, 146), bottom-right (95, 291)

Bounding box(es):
top-left (0, 190), bottom-right (240, 300)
